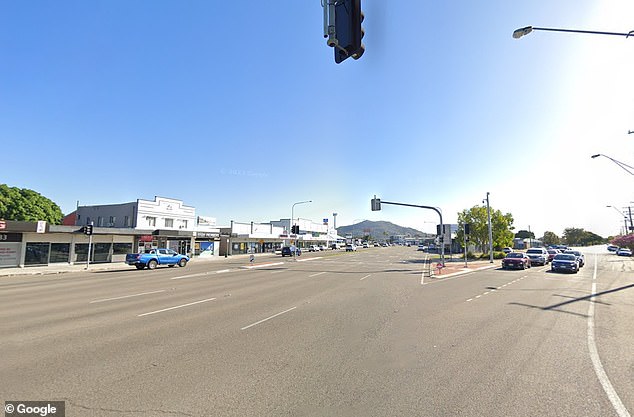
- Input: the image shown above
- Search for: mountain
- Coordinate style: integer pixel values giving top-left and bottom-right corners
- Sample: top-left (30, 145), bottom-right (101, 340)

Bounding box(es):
top-left (336, 220), bottom-right (431, 241)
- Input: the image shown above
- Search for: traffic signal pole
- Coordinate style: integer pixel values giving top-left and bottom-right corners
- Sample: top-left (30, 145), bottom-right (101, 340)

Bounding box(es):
top-left (371, 196), bottom-right (445, 266)
top-left (85, 221), bottom-right (93, 270)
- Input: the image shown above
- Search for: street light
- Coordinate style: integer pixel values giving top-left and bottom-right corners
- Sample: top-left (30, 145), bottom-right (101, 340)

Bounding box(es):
top-left (606, 205), bottom-right (628, 235)
top-left (513, 25), bottom-right (634, 39)
top-left (483, 192), bottom-right (493, 263)
top-left (591, 154), bottom-right (634, 176)
top-left (291, 200), bottom-right (312, 258)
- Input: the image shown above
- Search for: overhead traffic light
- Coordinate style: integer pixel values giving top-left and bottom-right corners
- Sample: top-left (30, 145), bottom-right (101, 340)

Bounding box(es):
top-left (333, 0), bottom-right (365, 64)
top-left (371, 196), bottom-right (381, 211)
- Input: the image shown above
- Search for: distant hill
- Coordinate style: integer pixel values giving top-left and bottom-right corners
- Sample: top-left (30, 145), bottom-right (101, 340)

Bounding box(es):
top-left (337, 220), bottom-right (431, 241)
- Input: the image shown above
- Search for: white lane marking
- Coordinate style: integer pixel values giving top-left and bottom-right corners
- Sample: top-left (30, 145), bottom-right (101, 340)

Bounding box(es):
top-left (483, 291), bottom-right (490, 295)
top-left (466, 298), bottom-right (473, 302)
top-left (475, 295), bottom-right (482, 299)
top-left (241, 306), bottom-right (297, 330)
top-left (309, 271), bottom-right (327, 277)
top-left (587, 254), bottom-right (630, 417)
top-left (360, 274), bottom-right (371, 281)
top-left (90, 290), bottom-right (165, 304)
top-left (171, 273), bottom-right (207, 280)
top-left (297, 257), bottom-right (323, 262)
top-left (243, 262), bottom-right (285, 270)
top-left (216, 269), bottom-right (231, 274)
top-left (270, 270), bottom-right (285, 274)
top-left (137, 298), bottom-right (216, 317)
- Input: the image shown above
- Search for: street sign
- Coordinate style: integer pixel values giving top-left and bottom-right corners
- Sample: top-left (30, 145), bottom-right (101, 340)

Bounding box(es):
top-left (36, 221), bottom-right (46, 233)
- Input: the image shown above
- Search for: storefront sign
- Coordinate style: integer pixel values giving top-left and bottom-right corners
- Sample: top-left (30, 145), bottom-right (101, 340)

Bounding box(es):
top-left (36, 220), bottom-right (47, 233)
top-left (0, 233), bottom-right (22, 242)
top-left (138, 235), bottom-right (154, 242)
top-left (0, 220), bottom-right (6, 230)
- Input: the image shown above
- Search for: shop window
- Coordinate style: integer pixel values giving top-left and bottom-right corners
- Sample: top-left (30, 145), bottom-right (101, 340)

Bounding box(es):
top-left (124, 216), bottom-right (130, 227)
top-left (165, 218), bottom-right (174, 228)
top-left (93, 243), bottom-right (112, 263)
top-left (113, 243), bottom-right (133, 255)
top-left (147, 216), bottom-right (156, 227)
top-left (25, 243), bottom-right (49, 266)
top-left (49, 243), bottom-right (70, 263)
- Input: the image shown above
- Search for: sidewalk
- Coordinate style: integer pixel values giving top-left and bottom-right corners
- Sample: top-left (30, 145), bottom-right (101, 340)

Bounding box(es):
top-left (0, 252), bottom-right (282, 278)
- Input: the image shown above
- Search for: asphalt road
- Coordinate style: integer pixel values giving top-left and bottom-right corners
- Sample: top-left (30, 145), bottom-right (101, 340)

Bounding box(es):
top-left (1, 246), bottom-right (632, 416)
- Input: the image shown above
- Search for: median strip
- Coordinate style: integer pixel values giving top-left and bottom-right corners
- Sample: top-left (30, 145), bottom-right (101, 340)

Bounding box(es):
top-left (137, 298), bottom-right (216, 317)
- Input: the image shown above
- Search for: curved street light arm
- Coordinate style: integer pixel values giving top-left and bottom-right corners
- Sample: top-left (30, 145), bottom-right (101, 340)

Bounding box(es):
top-left (513, 25), bottom-right (634, 39)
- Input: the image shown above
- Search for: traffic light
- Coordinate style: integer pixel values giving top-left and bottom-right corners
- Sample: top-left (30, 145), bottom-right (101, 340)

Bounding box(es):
top-left (291, 225), bottom-right (299, 234)
top-left (84, 224), bottom-right (93, 235)
top-left (371, 196), bottom-right (381, 211)
top-left (334, 0), bottom-right (365, 64)
top-left (464, 223), bottom-right (471, 235)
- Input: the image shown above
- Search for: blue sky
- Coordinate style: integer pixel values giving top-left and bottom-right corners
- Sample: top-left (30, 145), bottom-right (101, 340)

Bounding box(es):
top-left (2, 1), bottom-right (634, 238)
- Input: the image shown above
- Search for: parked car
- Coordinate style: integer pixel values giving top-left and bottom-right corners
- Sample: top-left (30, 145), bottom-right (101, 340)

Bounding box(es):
top-left (616, 248), bottom-right (632, 256)
top-left (526, 248), bottom-right (549, 266)
top-left (330, 243), bottom-right (342, 250)
top-left (281, 246), bottom-right (300, 257)
top-left (563, 250), bottom-right (585, 267)
top-left (502, 252), bottom-right (531, 270)
top-left (551, 253), bottom-right (579, 273)
top-left (607, 245), bottom-right (619, 252)
top-left (308, 245), bottom-right (319, 252)
top-left (319, 245), bottom-right (327, 251)
top-left (546, 249), bottom-right (559, 263)
top-left (417, 245), bottom-right (427, 251)
top-left (362, 242), bottom-right (370, 248)
top-left (502, 247), bottom-right (513, 254)
top-left (345, 244), bottom-right (357, 252)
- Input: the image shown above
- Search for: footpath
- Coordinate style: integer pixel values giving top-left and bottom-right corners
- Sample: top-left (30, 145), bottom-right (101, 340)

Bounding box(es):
top-left (0, 252), bottom-right (500, 279)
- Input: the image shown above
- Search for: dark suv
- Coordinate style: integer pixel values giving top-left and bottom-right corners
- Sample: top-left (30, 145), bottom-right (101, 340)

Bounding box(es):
top-left (281, 246), bottom-right (300, 257)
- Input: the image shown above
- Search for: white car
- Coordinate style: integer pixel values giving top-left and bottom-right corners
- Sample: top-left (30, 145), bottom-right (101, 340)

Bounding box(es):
top-left (526, 248), bottom-right (549, 266)
top-left (616, 248), bottom-right (632, 256)
top-left (308, 245), bottom-right (319, 252)
top-left (346, 244), bottom-right (357, 252)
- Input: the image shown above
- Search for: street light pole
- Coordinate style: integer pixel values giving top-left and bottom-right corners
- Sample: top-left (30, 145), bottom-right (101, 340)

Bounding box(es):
top-left (513, 26), bottom-right (634, 39)
top-left (591, 154), bottom-right (634, 176)
top-left (484, 192), bottom-right (493, 263)
top-left (607, 205), bottom-right (628, 235)
top-left (291, 200), bottom-right (312, 259)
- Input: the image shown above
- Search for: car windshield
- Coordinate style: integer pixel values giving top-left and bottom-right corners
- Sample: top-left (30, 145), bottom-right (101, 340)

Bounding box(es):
top-left (554, 254), bottom-right (577, 261)
top-left (506, 253), bottom-right (524, 258)
top-left (526, 249), bottom-right (543, 254)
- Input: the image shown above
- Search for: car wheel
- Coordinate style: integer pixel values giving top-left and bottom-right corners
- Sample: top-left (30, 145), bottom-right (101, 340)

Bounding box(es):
top-left (178, 259), bottom-right (187, 268)
top-left (135, 264), bottom-right (145, 270)
top-left (147, 260), bottom-right (158, 270)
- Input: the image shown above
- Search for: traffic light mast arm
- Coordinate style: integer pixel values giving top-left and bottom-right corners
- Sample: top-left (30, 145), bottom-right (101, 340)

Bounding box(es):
top-left (371, 197), bottom-right (445, 265)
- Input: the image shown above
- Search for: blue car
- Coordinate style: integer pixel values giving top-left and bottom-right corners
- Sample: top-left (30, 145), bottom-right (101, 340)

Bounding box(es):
top-left (551, 253), bottom-right (578, 274)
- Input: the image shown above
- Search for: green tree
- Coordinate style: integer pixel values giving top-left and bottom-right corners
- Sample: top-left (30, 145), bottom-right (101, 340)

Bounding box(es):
top-left (456, 205), bottom-right (514, 252)
top-left (515, 229), bottom-right (535, 239)
top-left (541, 231), bottom-right (560, 246)
top-left (562, 227), bottom-right (606, 246)
top-left (0, 184), bottom-right (63, 224)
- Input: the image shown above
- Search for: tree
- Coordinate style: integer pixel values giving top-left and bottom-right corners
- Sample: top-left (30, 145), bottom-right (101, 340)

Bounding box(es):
top-left (456, 205), bottom-right (514, 252)
top-left (541, 231), bottom-right (560, 246)
top-left (515, 229), bottom-right (535, 239)
top-left (0, 184), bottom-right (63, 224)
top-left (562, 227), bottom-right (605, 246)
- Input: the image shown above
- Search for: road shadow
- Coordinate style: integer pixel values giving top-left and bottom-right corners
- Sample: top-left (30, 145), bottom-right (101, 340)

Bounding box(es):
top-left (509, 283), bottom-right (634, 317)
